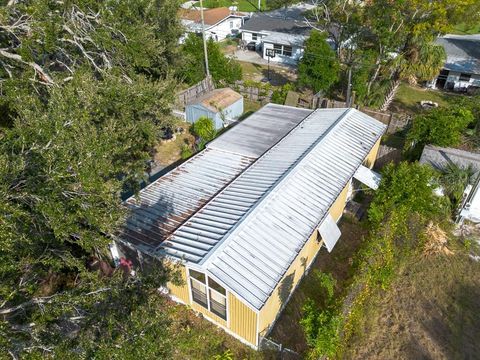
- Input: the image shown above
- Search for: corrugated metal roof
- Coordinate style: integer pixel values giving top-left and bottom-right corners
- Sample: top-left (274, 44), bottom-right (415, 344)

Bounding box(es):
top-left (119, 103), bottom-right (311, 254)
top-left (156, 108), bottom-right (386, 309)
top-left (120, 148), bottom-right (254, 254)
top-left (209, 103), bottom-right (312, 158)
top-left (120, 105), bottom-right (387, 311)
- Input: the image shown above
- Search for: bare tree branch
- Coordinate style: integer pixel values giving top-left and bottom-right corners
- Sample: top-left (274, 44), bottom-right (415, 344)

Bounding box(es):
top-left (0, 49), bottom-right (55, 85)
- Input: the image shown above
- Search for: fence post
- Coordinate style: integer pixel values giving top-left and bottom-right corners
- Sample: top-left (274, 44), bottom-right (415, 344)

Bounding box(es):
top-left (388, 113), bottom-right (394, 133)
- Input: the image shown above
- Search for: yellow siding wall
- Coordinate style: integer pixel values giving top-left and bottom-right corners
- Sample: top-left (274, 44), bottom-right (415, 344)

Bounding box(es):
top-left (258, 181), bottom-right (351, 335)
top-left (258, 229), bottom-right (323, 336)
top-left (168, 265), bottom-right (190, 304)
top-left (257, 139), bottom-right (382, 336)
top-left (167, 265), bottom-right (258, 346)
top-left (329, 182), bottom-right (351, 221)
top-left (364, 138), bottom-right (381, 169)
top-left (229, 293), bottom-right (258, 346)
top-left (191, 301), bottom-right (228, 327)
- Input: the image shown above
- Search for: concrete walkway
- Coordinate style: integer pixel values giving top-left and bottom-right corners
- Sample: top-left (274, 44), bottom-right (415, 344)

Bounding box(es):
top-left (227, 49), bottom-right (296, 71)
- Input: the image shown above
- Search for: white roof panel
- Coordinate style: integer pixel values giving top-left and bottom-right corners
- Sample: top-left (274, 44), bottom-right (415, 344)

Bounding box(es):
top-left (354, 165), bottom-right (382, 190)
top-left (318, 214), bottom-right (341, 253)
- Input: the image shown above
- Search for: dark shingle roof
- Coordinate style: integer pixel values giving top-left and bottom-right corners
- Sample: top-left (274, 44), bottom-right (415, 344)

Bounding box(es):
top-left (420, 145), bottom-right (480, 172)
top-left (436, 34), bottom-right (480, 75)
top-left (242, 15), bottom-right (310, 34)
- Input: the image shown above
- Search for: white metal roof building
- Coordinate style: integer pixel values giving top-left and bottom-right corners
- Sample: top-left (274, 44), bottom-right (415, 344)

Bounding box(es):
top-left (117, 104), bottom-right (386, 347)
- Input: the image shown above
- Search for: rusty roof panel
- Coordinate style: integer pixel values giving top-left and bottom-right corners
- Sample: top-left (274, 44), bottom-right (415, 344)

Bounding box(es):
top-left (119, 148), bottom-right (253, 253)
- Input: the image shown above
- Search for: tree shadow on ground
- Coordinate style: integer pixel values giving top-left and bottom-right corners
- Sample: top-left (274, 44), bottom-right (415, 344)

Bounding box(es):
top-left (260, 67), bottom-right (295, 86)
top-left (416, 281), bottom-right (480, 360)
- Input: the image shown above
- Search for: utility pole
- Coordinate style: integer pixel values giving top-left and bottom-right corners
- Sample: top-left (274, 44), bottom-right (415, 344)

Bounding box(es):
top-left (199, 0), bottom-right (210, 77)
top-left (346, 65), bottom-right (353, 107)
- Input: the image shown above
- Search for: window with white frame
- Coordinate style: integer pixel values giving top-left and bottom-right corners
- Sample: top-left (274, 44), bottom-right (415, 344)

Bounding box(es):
top-left (283, 45), bottom-right (292, 57)
top-left (189, 269), bottom-right (227, 320)
top-left (460, 73), bottom-right (471, 82)
top-left (252, 33), bottom-right (258, 40)
top-left (272, 44), bottom-right (293, 57)
top-left (230, 21), bottom-right (234, 29)
top-left (273, 43), bottom-right (282, 55)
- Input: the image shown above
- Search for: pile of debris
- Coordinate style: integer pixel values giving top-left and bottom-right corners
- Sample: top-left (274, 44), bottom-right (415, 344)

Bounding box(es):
top-left (423, 222), bottom-right (454, 256)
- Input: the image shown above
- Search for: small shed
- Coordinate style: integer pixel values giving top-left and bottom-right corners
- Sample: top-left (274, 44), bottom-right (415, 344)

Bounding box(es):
top-left (186, 88), bottom-right (244, 129)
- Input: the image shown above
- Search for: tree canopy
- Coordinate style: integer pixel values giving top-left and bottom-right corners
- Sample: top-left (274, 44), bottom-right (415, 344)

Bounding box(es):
top-left (180, 34), bottom-right (242, 86)
top-left (405, 107), bottom-right (474, 158)
top-left (368, 162), bottom-right (445, 227)
top-left (0, 0), bottom-right (185, 356)
top-left (307, 0), bottom-right (480, 109)
top-left (298, 30), bottom-right (339, 93)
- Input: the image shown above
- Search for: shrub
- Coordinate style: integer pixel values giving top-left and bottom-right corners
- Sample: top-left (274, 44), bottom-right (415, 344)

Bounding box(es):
top-left (271, 83), bottom-right (294, 104)
top-left (405, 107), bottom-right (474, 159)
top-left (368, 162), bottom-right (445, 228)
top-left (191, 117), bottom-right (217, 150)
top-left (180, 34), bottom-right (242, 85)
top-left (180, 144), bottom-right (193, 159)
top-left (298, 31), bottom-right (340, 93)
top-left (300, 272), bottom-right (342, 359)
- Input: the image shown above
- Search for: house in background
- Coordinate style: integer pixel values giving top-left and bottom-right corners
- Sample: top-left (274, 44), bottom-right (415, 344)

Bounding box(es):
top-left (430, 34), bottom-right (480, 92)
top-left (420, 145), bottom-right (480, 223)
top-left (180, 7), bottom-right (246, 42)
top-left (240, 4), bottom-right (312, 65)
top-left (113, 104), bottom-right (386, 348)
top-left (185, 88), bottom-right (243, 129)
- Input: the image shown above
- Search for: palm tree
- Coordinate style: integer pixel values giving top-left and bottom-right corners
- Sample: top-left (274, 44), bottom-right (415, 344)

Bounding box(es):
top-left (440, 163), bottom-right (475, 207)
top-left (380, 41), bottom-right (446, 111)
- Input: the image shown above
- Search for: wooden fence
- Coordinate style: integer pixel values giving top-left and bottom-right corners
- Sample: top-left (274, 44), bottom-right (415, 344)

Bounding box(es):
top-left (176, 76), bottom-right (214, 109)
top-left (232, 81), bottom-right (273, 103)
top-left (318, 98), bottom-right (411, 134)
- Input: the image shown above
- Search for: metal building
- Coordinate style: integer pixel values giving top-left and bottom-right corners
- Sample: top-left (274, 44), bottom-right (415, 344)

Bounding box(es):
top-left (185, 88), bottom-right (244, 129)
top-left (115, 104), bottom-right (387, 348)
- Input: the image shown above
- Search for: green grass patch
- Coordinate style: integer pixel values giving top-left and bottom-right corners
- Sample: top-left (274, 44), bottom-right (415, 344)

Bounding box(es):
top-left (196, 0), bottom-right (266, 11)
top-left (239, 99), bottom-right (262, 120)
top-left (391, 83), bottom-right (460, 114)
top-left (238, 61), bottom-right (266, 81)
top-left (451, 22), bottom-right (480, 35)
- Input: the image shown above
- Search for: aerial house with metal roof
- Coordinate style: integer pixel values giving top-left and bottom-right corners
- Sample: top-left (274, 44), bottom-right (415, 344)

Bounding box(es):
top-left (113, 104), bottom-right (387, 348)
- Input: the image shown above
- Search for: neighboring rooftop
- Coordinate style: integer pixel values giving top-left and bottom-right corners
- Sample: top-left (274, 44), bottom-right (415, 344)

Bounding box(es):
top-left (262, 31), bottom-right (308, 47)
top-left (420, 145), bottom-right (480, 173)
top-left (241, 3), bottom-right (312, 35)
top-left (242, 15), bottom-right (310, 35)
top-left (179, 7), bottom-right (240, 26)
top-left (188, 88), bottom-right (243, 113)
top-left (436, 34), bottom-right (480, 75)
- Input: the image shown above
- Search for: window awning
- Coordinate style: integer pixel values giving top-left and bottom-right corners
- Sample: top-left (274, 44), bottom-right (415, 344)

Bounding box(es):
top-left (353, 165), bottom-right (382, 190)
top-left (318, 214), bottom-right (341, 253)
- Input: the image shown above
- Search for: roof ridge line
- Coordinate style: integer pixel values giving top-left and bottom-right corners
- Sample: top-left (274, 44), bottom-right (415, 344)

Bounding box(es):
top-left (199, 108), bottom-right (353, 268)
top-left (153, 106), bottom-right (315, 256)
